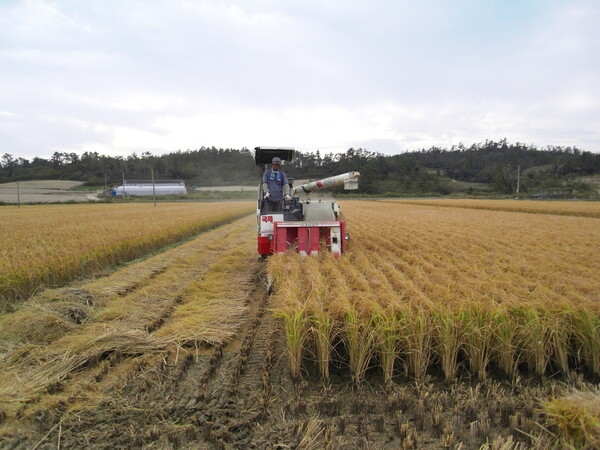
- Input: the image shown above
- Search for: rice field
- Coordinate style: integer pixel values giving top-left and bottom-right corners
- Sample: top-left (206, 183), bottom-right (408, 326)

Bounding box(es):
top-left (1, 199), bottom-right (599, 448)
top-left (390, 198), bottom-right (600, 217)
top-left (269, 200), bottom-right (600, 383)
top-left (0, 202), bottom-right (254, 311)
top-left (0, 211), bottom-right (260, 443)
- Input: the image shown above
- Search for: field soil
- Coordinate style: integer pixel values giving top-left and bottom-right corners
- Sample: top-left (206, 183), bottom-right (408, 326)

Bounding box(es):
top-left (0, 214), bottom-right (592, 449)
top-left (0, 180), bottom-right (100, 203)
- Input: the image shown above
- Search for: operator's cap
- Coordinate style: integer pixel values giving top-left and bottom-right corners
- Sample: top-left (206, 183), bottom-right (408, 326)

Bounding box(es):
top-left (271, 157), bottom-right (282, 164)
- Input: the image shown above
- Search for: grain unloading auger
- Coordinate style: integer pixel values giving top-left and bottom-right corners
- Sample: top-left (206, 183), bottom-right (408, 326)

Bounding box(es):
top-left (255, 147), bottom-right (360, 258)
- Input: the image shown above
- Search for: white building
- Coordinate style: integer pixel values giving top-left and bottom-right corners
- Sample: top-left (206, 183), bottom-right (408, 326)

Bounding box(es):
top-left (111, 180), bottom-right (187, 197)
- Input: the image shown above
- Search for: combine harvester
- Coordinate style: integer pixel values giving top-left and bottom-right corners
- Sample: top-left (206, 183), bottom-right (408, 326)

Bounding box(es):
top-left (255, 147), bottom-right (360, 258)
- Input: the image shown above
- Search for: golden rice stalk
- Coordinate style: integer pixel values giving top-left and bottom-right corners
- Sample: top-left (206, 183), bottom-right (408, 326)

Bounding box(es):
top-left (572, 309), bottom-right (600, 376)
top-left (461, 306), bottom-right (494, 381)
top-left (41, 327), bottom-right (162, 381)
top-left (402, 308), bottom-right (432, 381)
top-left (513, 308), bottom-right (550, 377)
top-left (390, 198), bottom-right (600, 218)
top-left (308, 307), bottom-right (334, 381)
top-left (545, 308), bottom-right (573, 376)
top-left (0, 305), bottom-right (76, 347)
top-left (295, 256), bottom-right (334, 381)
top-left (157, 297), bottom-right (248, 347)
top-left (267, 201), bottom-right (600, 381)
top-left (274, 307), bottom-right (307, 380)
top-left (432, 307), bottom-right (463, 382)
top-left (1, 202), bottom-right (253, 309)
top-left (269, 253), bottom-right (310, 380)
top-left (491, 308), bottom-right (518, 378)
top-left (296, 418), bottom-right (325, 450)
top-left (344, 304), bottom-right (377, 385)
top-left (156, 245), bottom-right (256, 347)
top-left (373, 307), bottom-right (405, 385)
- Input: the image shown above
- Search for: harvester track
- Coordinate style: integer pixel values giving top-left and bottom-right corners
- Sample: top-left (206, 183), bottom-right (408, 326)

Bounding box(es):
top-left (166, 260), bottom-right (302, 449)
top-left (21, 250), bottom-right (298, 449)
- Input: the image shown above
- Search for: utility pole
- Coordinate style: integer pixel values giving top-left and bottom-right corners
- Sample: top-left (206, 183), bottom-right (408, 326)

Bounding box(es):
top-left (151, 168), bottom-right (156, 207)
top-left (516, 165), bottom-right (520, 194)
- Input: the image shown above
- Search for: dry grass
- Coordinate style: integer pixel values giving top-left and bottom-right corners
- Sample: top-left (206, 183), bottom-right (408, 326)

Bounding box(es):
top-left (541, 388), bottom-right (600, 449)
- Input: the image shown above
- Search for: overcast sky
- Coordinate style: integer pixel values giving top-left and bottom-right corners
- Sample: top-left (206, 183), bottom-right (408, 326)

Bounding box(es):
top-left (1, 0), bottom-right (599, 160)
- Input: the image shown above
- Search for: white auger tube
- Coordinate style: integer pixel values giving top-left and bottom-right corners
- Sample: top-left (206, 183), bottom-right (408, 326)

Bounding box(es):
top-left (292, 172), bottom-right (360, 195)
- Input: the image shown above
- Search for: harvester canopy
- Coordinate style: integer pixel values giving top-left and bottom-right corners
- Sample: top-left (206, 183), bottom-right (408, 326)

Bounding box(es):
top-left (254, 147), bottom-right (296, 165)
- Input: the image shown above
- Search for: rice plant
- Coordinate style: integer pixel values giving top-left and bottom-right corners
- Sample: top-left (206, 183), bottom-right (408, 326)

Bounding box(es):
top-left (572, 309), bottom-right (600, 376)
top-left (492, 308), bottom-right (518, 378)
top-left (432, 307), bottom-right (462, 382)
top-left (0, 212), bottom-right (260, 412)
top-left (513, 308), bottom-right (551, 377)
top-left (343, 304), bottom-right (378, 385)
top-left (373, 306), bottom-right (405, 385)
top-left (545, 308), bottom-right (573, 376)
top-left (460, 306), bottom-right (494, 380)
top-left (402, 308), bottom-right (432, 381)
top-left (308, 307), bottom-right (334, 381)
top-left (275, 307), bottom-right (307, 380)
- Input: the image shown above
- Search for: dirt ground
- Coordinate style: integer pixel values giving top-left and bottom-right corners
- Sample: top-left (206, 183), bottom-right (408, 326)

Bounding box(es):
top-left (0, 215), bottom-right (593, 449)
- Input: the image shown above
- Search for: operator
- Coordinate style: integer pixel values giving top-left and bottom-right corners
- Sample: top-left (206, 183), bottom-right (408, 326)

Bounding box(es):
top-left (262, 156), bottom-right (292, 212)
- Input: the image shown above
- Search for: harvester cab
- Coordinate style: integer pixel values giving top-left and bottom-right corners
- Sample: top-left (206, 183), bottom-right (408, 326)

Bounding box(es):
top-left (255, 146), bottom-right (360, 258)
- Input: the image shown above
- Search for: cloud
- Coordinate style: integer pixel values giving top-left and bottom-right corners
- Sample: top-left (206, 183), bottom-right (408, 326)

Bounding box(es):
top-left (0, 0), bottom-right (598, 161)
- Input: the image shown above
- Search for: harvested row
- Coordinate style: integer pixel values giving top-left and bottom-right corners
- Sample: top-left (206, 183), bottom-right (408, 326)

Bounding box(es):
top-left (0, 202), bottom-right (254, 310)
top-left (269, 200), bottom-right (600, 383)
top-left (0, 213), bottom-right (259, 443)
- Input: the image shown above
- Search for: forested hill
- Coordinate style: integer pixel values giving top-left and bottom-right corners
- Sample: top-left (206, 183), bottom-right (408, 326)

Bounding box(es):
top-left (2, 141), bottom-right (600, 196)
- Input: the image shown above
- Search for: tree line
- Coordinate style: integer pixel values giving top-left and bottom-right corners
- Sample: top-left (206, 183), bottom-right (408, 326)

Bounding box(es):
top-left (2, 141), bottom-right (600, 196)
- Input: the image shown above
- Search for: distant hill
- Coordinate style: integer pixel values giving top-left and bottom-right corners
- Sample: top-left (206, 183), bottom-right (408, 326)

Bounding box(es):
top-left (2, 141), bottom-right (599, 197)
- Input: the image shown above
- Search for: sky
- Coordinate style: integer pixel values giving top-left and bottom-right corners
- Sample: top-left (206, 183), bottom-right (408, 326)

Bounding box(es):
top-left (1, 0), bottom-right (599, 161)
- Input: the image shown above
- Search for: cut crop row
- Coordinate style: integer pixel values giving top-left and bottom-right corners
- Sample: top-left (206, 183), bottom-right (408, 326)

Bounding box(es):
top-left (0, 214), bottom-right (258, 433)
